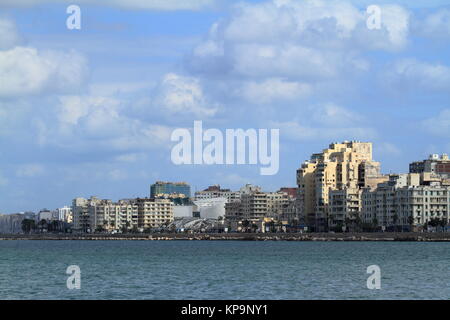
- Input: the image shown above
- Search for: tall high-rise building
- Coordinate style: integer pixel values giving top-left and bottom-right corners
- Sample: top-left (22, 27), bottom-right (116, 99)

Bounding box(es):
top-left (296, 141), bottom-right (382, 231)
top-left (150, 181), bottom-right (191, 199)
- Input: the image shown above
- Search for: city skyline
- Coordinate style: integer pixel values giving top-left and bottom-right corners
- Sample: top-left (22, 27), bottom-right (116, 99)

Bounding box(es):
top-left (2, 140), bottom-right (448, 215)
top-left (1, 0), bottom-right (450, 213)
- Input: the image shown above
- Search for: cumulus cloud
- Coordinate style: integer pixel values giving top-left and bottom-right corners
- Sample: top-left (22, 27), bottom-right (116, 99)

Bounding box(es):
top-left (311, 103), bottom-right (363, 126)
top-left (152, 73), bottom-right (219, 118)
top-left (274, 120), bottom-right (376, 142)
top-left (383, 59), bottom-right (450, 92)
top-left (0, 47), bottom-right (88, 98)
top-left (45, 94), bottom-right (174, 152)
top-left (0, 17), bottom-right (21, 50)
top-left (375, 142), bottom-right (402, 157)
top-left (186, 0), bottom-right (410, 81)
top-left (423, 109), bottom-right (450, 136)
top-left (418, 9), bottom-right (450, 39)
top-left (272, 103), bottom-right (375, 142)
top-left (357, 5), bottom-right (410, 51)
top-left (0, 0), bottom-right (215, 10)
top-left (240, 78), bottom-right (312, 104)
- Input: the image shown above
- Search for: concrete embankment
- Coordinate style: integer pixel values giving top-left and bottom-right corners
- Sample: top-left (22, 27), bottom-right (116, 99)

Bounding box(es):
top-left (0, 232), bottom-right (450, 241)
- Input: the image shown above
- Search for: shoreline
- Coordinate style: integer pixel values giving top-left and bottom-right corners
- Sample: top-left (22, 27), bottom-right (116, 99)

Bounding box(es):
top-left (1, 232), bottom-right (450, 241)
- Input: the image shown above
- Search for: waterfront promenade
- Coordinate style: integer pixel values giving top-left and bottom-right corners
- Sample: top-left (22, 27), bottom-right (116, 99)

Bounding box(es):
top-left (1, 232), bottom-right (450, 241)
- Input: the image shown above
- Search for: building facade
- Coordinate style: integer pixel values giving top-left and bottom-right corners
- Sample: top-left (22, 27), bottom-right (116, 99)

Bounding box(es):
top-left (361, 173), bottom-right (450, 230)
top-left (410, 154), bottom-right (450, 178)
top-left (72, 197), bottom-right (174, 233)
top-left (296, 141), bottom-right (382, 231)
top-left (150, 181), bottom-right (191, 198)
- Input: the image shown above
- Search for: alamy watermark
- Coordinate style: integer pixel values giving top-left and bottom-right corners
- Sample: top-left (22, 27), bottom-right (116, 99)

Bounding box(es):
top-left (171, 121), bottom-right (279, 175)
top-left (66, 265), bottom-right (81, 290)
top-left (366, 5), bottom-right (382, 30)
top-left (66, 5), bottom-right (81, 30)
top-left (366, 265), bottom-right (381, 290)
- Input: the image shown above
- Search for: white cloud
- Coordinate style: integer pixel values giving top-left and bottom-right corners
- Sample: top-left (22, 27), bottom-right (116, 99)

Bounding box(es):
top-left (109, 169), bottom-right (127, 181)
top-left (240, 78), bottom-right (312, 104)
top-left (89, 82), bottom-right (153, 96)
top-left (275, 120), bottom-right (376, 142)
top-left (419, 9), bottom-right (450, 39)
top-left (37, 94), bottom-right (175, 153)
top-left (0, 47), bottom-right (88, 98)
top-left (58, 95), bottom-right (120, 127)
top-left (384, 59), bottom-right (450, 92)
top-left (423, 109), bottom-right (450, 136)
top-left (114, 153), bottom-right (146, 163)
top-left (375, 142), bottom-right (402, 157)
top-left (187, 0), bottom-right (410, 81)
top-left (272, 103), bottom-right (375, 142)
top-left (0, 0), bottom-right (215, 10)
top-left (152, 73), bottom-right (219, 118)
top-left (358, 5), bottom-right (410, 51)
top-left (0, 17), bottom-right (20, 50)
top-left (311, 103), bottom-right (362, 126)
top-left (16, 164), bottom-right (45, 177)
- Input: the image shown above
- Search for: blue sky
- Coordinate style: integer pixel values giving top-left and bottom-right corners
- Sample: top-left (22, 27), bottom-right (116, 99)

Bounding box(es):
top-left (1, 0), bottom-right (450, 213)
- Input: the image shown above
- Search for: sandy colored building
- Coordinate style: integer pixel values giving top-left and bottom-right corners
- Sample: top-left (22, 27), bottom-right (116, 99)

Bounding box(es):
top-left (73, 197), bottom-right (173, 233)
top-left (297, 141), bottom-right (382, 231)
top-left (362, 173), bottom-right (450, 230)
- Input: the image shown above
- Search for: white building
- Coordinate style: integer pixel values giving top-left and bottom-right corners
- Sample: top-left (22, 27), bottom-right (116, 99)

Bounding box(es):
top-left (57, 206), bottom-right (72, 222)
top-left (193, 197), bottom-right (227, 219)
top-left (37, 209), bottom-right (53, 222)
top-left (173, 205), bottom-right (194, 218)
top-left (362, 174), bottom-right (450, 230)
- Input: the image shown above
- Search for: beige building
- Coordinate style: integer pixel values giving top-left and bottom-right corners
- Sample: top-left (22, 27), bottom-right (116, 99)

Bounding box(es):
top-left (328, 187), bottom-right (362, 229)
top-left (362, 173), bottom-right (450, 230)
top-left (297, 141), bottom-right (382, 231)
top-left (72, 197), bottom-right (173, 233)
top-left (224, 188), bottom-right (291, 231)
top-left (136, 198), bottom-right (173, 229)
top-left (194, 185), bottom-right (241, 203)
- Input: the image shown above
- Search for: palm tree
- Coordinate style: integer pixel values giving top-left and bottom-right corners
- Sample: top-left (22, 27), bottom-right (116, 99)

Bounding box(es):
top-left (242, 220), bottom-right (250, 233)
top-left (372, 217), bottom-right (378, 231)
top-left (438, 218), bottom-right (447, 232)
top-left (21, 219), bottom-right (35, 234)
top-left (407, 215), bottom-right (414, 232)
top-left (392, 214), bottom-right (399, 232)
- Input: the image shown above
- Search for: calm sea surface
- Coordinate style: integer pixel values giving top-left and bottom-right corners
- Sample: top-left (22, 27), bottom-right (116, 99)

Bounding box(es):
top-left (0, 240), bottom-right (448, 300)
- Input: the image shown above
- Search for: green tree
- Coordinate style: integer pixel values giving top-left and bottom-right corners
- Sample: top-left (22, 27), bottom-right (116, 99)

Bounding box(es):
top-left (438, 218), bottom-right (447, 231)
top-left (21, 219), bottom-right (36, 234)
top-left (241, 220), bottom-right (250, 232)
top-left (372, 217), bottom-right (378, 228)
top-left (392, 214), bottom-right (399, 232)
top-left (407, 215), bottom-right (414, 232)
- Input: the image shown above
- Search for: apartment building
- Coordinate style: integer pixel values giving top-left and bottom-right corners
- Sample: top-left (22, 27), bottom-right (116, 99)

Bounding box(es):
top-left (150, 181), bottom-right (191, 198)
top-left (361, 173), bottom-right (449, 230)
top-left (194, 185), bottom-right (241, 203)
top-left (136, 198), bottom-right (173, 229)
top-left (297, 141), bottom-right (382, 231)
top-left (410, 154), bottom-right (450, 178)
top-left (225, 190), bottom-right (291, 229)
top-left (328, 187), bottom-right (362, 229)
top-left (72, 197), bottom-right (173, 232)
top-left (57, 206), bottom-right (72, 223)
